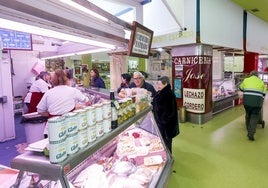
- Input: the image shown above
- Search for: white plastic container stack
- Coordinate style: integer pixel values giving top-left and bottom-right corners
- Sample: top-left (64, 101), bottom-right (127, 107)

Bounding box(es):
top-left (96, 120), bottom-right (104, 138)
top-left (66, 132), bottom-right (79, 155)
top-left (62, 112), bottom-right (78, 135)
top-left (47, 116), bottom-right (67, 163)
top-left (102, 100), bottom-right (112, 133)
top-left (62, 112), bottom-right (79, 155)
top-left (103, 117), bottom-right (111, 133)
top-left (85, 106), bottom-right (97, 143)
top-left (73, 109), bottom-right (88, 130)
top-left (102, 100), bottom-right (111, 119)
top-left (87, 125), bottom-right (97, 143)
top-left (84, 106), bottom-right (96, 127)
top-left (73, 109), bottom-right (89, 148)
top-left (93, 103), bottom-right (103, 122)
top-left (78, 128), bottom-right (88, 148)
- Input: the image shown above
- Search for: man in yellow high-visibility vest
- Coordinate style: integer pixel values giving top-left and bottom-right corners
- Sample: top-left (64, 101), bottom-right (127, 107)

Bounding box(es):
top-left (239, 71), bottom-right (266, 141)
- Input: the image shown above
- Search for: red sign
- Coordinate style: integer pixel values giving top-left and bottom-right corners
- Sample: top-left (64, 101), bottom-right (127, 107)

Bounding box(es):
top-left (173, 55), bottom-right (212, 113)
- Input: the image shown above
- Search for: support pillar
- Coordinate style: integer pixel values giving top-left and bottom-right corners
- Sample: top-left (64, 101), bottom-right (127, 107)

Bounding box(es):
top-left (172, 44), bottom-right (213, 124)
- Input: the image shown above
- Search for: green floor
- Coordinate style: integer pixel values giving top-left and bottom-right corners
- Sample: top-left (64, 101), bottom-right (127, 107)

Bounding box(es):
top-left (168, 96), bottom-right (268, 188)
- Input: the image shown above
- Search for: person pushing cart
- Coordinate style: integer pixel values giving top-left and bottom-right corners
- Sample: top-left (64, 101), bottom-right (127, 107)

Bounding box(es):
top-left (239, 70), bottom-right (266, 141)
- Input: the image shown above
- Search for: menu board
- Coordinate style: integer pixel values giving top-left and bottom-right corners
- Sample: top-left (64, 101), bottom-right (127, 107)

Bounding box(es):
top-left (0, 29), bottom-right (32, 50)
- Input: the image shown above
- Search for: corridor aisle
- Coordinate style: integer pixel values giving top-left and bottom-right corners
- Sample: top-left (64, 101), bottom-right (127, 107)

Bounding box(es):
top-left (168, 94), bottom-right (268, 188)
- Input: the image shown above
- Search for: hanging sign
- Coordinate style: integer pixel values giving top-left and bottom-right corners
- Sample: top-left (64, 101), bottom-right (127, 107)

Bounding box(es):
top-left (128, 21), bottom-right (153, 58)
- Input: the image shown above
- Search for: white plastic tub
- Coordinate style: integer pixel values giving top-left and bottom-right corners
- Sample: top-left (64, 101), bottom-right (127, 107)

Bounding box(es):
top-left (24, 122), bottom-right (46, 144)
top-left (22, 112), bottom-right (47, 144)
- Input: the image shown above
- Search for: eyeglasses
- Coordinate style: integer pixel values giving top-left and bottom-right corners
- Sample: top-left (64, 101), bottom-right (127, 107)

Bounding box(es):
top-left (133, 77), bottom-right (142, 80)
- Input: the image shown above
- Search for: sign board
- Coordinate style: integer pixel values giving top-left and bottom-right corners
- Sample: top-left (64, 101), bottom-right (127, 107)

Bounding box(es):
top-left (172, 55), bottom-right (212, 114)
top-left (183, 88), bottom-right (205, 113)
top-left (128, 21), bottom-right (153, 58)
top-left (0, 28), bottom-right (32, 50)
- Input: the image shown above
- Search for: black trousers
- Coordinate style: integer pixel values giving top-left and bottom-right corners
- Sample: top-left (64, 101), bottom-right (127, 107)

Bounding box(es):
top-left (162, 136), bottom-right (172, 153)
top-left (244, 105), bottom-right (262, 137)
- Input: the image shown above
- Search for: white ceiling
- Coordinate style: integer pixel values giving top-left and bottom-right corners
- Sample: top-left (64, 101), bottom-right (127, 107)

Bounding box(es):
top-left (2, 0), bottom-right (268, 58)
top-left (0, 0), bottom-right (152, 58)
top-left (88, 0), bottom-right (140, 15)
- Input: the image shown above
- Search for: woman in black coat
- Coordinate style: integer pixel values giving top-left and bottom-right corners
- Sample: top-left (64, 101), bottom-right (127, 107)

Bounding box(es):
top-left (152, 76), bottom-right (179, 153)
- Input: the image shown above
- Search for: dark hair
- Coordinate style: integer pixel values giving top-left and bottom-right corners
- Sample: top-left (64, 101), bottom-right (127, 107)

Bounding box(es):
top-left (250, 70), bottom-right (258, 76)
top-left (121, 73), bottom-right (131, 82)
top-left (51, 69), bottom-right (69, 86)
top-left (39, 71), bottom-right (49, 80)
top-left (158, 76), bottom-right (170, 85)
top-left (91, 68), bottom-right (100, 78)
top-left (65, 69), bottom-right (73, 79)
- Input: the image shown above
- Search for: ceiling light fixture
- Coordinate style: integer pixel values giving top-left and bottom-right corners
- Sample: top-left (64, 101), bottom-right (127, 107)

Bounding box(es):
top-left (59, 0), bottom-right (109, 22)
top-left (0, 18), bottom-right (116, 49)
top-left (41, 48), bottom-right (111, 59)
top-left (157, 48), bottom-right (163, 52)
top-left (41, 52), bottom-right (77, 60)
top-left (76, 48), bottom-right (110, 55)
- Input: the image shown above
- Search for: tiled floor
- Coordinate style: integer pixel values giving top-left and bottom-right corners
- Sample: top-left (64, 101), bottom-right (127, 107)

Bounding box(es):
top-left (168, 94), bottom-right (268, 188)
top-left (0, 115), bottom-right (26, 167)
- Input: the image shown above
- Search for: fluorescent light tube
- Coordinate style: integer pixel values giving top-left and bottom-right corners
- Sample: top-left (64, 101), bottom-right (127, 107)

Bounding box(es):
top-left (41, 53), bottom-right (77, 59)
top-left (76, 48), bottom-right (110, 55)
top-left (41, 48), bottom-right (110, 59)
top-left (0, 18), bottom-right (116, 49)
top-left (58, 0), bottom-right (108, 22)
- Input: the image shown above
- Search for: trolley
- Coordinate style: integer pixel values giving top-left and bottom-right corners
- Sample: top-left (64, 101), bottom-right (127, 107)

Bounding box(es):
top-left (258, 107), bottom-right (265, 128)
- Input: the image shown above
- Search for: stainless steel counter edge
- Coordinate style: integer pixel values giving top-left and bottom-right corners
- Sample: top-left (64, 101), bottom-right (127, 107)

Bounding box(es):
top-left (83, 87), bottom-right (120, 100)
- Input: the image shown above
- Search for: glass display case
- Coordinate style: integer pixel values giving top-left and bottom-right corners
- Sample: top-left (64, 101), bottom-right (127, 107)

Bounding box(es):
top-left (10, 106), bottom-right (174, 188)
top-left (212, 78), bottom-right (238, 114)
top-left (258, 72), bottom-right (268, 85)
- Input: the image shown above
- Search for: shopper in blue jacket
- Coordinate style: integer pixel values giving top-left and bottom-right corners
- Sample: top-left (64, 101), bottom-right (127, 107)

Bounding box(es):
top-left (90, 68), bottom-right (106, 89)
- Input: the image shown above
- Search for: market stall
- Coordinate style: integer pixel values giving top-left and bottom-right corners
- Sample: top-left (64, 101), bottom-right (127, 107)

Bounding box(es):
top-left (11, 106), bottom-right (173, 188)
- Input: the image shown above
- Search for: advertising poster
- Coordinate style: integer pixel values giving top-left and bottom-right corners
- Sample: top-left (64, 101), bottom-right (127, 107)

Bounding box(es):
top-left (174, 78), bottom-right (182, 98)
top-left (183, 88), bottom-right (205, 113)
top-left (172, 55), bottom-right (212, 113)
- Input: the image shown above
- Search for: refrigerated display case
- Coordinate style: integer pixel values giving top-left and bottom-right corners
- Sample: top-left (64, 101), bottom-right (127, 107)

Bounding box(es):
top-left (258, 72), bottom-right (268, 86)
top-left (10, 106), bottom-right (174, 188)
top-left (212, 79), bottom-right (238, 114)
